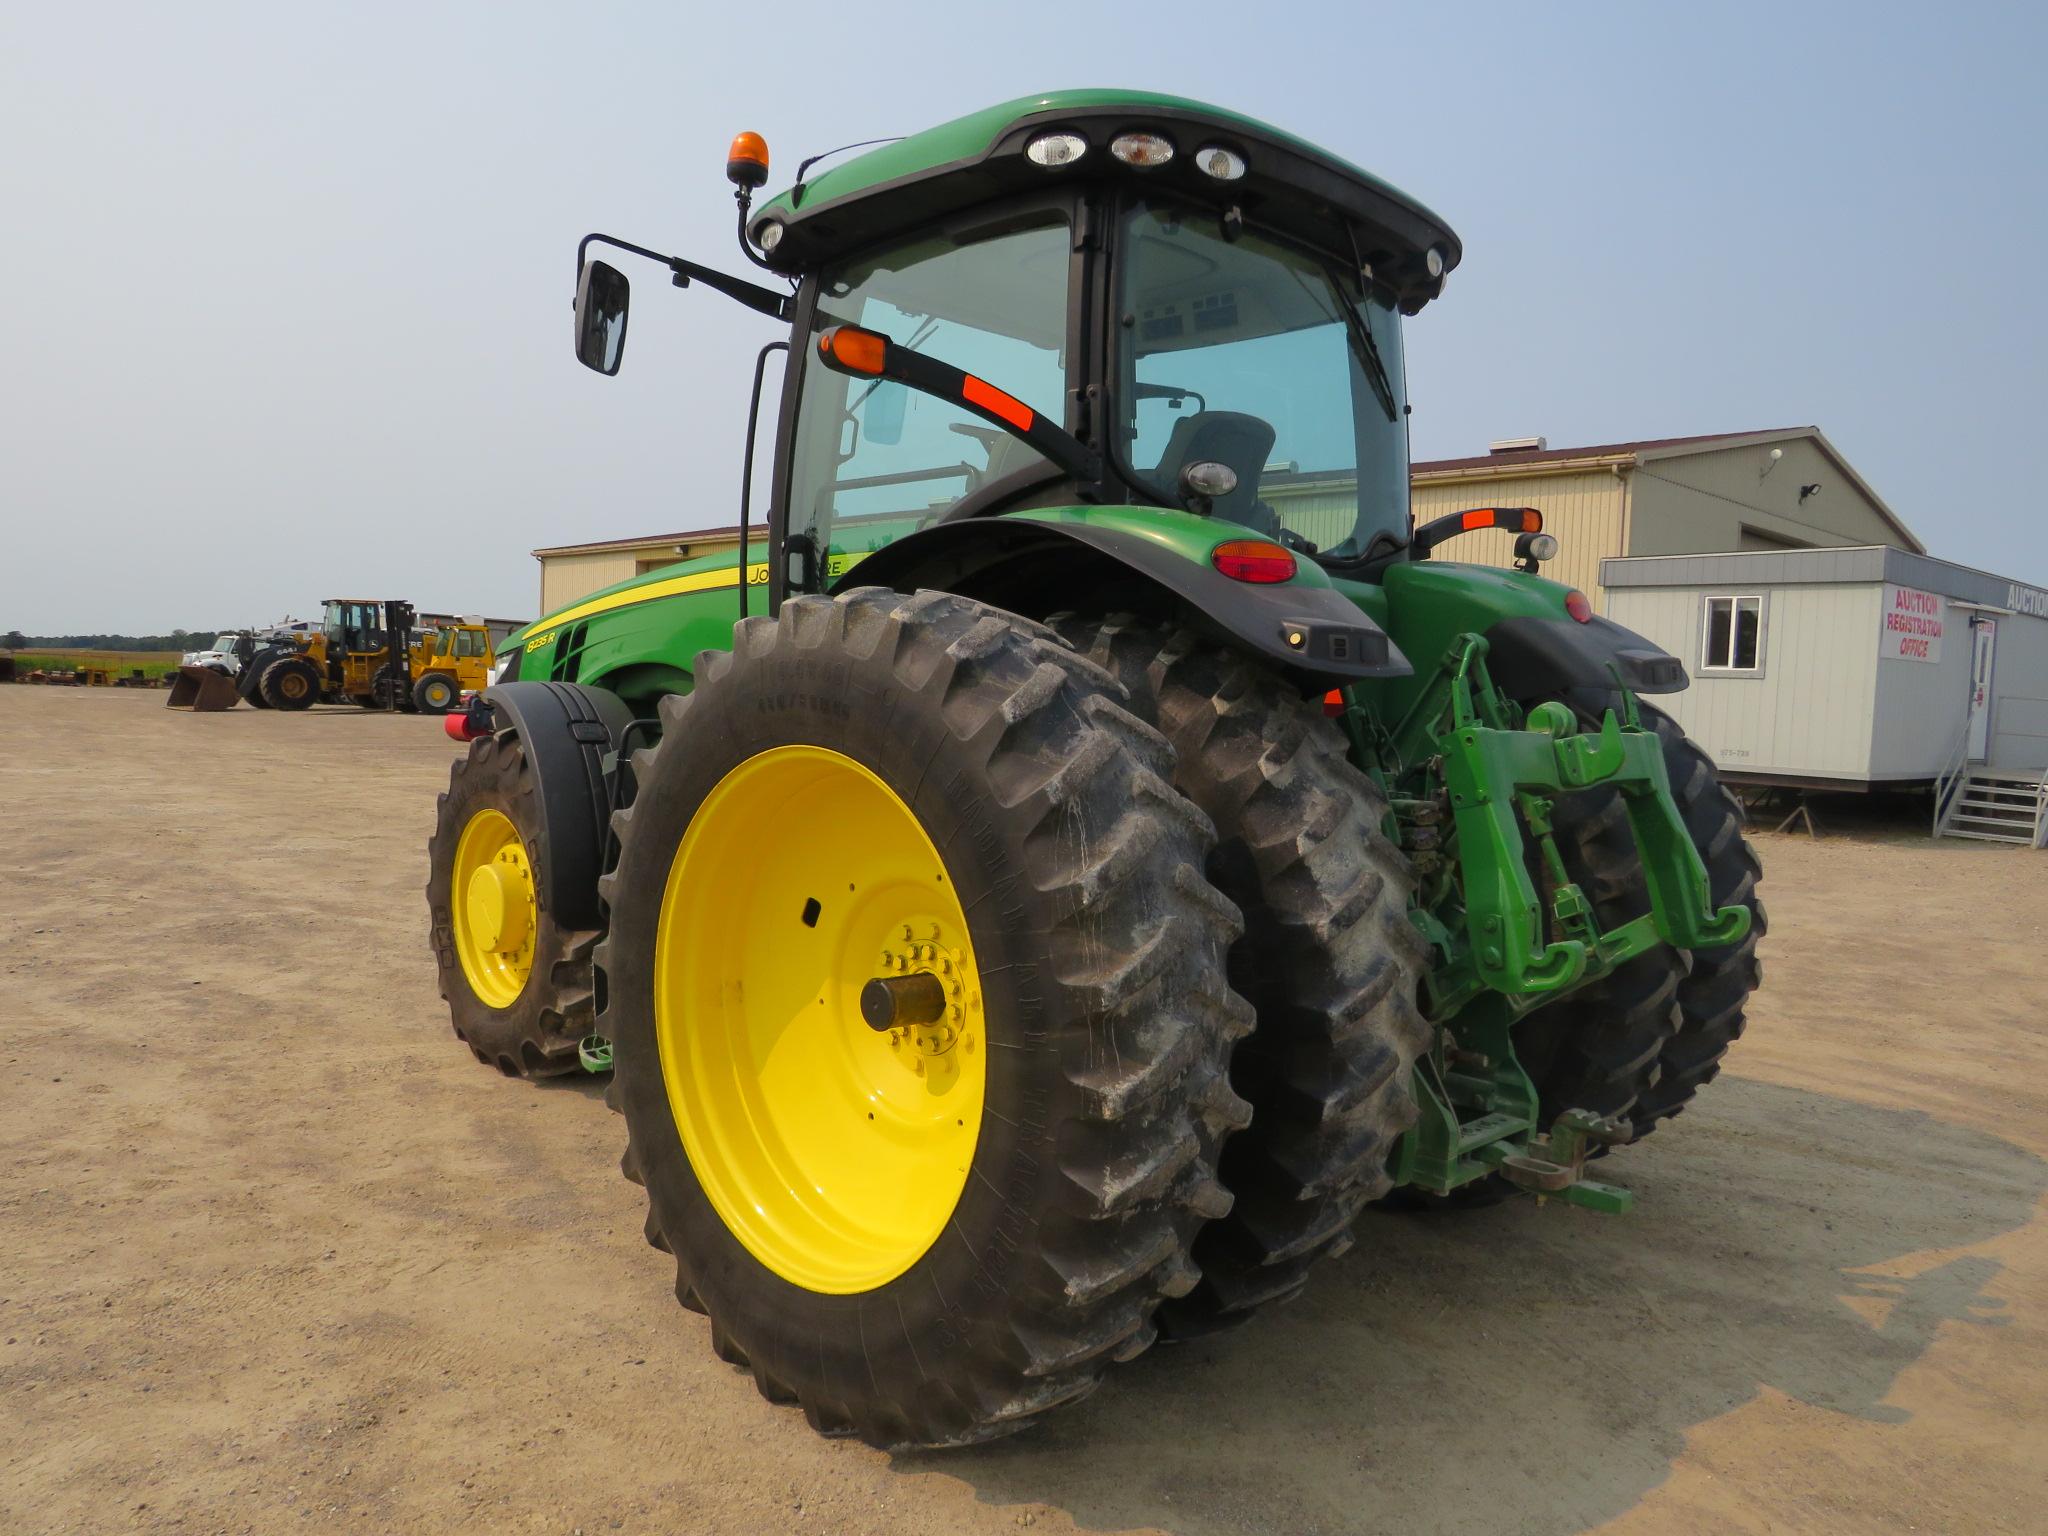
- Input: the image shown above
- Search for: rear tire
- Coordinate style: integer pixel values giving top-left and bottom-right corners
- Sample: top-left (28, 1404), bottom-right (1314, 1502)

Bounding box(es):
top-left (413, 671), bottom-right (459, 714)
top-left (426, 734), bottom-right (598, 1077)
top-left (259, 656), bottom-right (322, 711)
top-left (597, 589), bottom-right (1253, 1448)
top-left (1055, 616), bottom-right (1429, 1334)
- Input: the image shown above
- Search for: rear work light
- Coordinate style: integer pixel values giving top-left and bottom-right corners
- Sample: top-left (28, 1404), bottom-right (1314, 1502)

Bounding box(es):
top-left (1211, 539), bottom-right (1296, 584)
top-left (1109, 131), bottom-right (1174, 168)
top-left (1025, 131), bottom-right (1088, 167)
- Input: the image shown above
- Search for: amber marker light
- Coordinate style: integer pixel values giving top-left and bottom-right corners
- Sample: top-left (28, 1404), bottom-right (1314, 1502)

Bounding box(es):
top-left (726, 131), bottom-right (770, 188)
top-left (1211, 539), bottom-right (1297, 584)
top-left (1564, 590), bottom-right (1594, 623)
top-left (1459, 507), bottom-right (1542, 533)
top-left (817, 325), bottom-right (887, 376)
top-left (961, 376), bottom-right (1034, 432)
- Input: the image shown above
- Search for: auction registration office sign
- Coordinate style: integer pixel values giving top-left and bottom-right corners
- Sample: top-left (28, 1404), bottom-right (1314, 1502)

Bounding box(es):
top-left (1881, 584), bottom-right (1945, 663)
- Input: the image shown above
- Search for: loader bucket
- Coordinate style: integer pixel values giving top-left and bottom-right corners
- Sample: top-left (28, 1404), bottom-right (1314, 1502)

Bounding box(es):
top-left (166, 665), bottom-right (241, 711)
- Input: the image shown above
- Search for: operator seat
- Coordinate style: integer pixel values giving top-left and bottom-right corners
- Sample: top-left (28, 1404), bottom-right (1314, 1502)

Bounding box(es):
top-left (1152, 411), bottom-right (1278, 530)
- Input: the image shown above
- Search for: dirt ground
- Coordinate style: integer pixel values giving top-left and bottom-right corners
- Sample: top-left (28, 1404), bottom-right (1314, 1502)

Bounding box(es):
top-left (3, 686), bottom-right (2045, 1536)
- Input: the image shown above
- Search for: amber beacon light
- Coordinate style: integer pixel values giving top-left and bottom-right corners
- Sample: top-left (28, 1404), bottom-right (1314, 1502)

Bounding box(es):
top-left (726, 131), bottom-right (770, 188)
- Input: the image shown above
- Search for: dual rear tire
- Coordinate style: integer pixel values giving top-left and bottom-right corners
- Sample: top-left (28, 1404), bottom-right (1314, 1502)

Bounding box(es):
top-left (597, 590), bottom-right (1257, 1447)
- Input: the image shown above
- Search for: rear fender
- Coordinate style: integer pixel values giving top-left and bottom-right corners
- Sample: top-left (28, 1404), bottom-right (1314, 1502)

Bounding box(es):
top-left (838, 519), bottom-right (1412, 688)
top-left (478, 681), bottom-right (634, 930)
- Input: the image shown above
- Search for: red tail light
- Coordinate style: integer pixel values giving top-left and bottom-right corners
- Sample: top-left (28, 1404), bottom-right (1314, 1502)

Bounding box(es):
top-left (1564, 590), bottom-right (1593, 623)
top-left (1322, 689), bottom-right (1346, 717)
top-left (1211, 539), bottom-right (1296, 584)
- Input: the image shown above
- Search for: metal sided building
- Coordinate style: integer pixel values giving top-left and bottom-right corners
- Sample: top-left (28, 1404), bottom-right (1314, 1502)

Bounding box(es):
top-left (529, 428), bottom-right (1920, 617)
top-left (1602, 547), bottom-right (2048, 844)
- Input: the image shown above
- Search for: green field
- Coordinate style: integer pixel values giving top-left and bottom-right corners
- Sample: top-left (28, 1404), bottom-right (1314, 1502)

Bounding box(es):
top-left (4, 649), bottom-right (182, 678)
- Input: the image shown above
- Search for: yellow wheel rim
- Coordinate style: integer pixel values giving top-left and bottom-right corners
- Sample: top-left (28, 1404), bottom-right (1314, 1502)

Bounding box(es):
top-left (655, 745), bottom-right (987, 1294)
top-left (451, 807), bottom-right (537, 1009)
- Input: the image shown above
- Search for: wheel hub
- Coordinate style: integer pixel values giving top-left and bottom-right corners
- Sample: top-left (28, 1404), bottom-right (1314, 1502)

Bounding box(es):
top-left (867, 926), bottom-right (981, 1070)
top-left (465, 861), bottom-right (531, 954)
top-left (449, 808), bottom-right (537, 1008)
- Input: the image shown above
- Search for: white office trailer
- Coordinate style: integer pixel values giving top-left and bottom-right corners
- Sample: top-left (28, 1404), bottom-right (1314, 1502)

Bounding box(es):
top-left (1601, 547), bottom-right (2048, 845)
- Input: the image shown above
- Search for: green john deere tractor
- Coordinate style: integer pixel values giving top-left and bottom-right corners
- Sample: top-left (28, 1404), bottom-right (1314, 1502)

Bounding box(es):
top-left (425, 91), bottom-right (1763, 1449)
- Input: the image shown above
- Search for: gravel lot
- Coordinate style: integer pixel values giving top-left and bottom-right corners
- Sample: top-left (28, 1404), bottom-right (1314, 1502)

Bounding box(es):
top-left (4, 685), bottom-right (2044, 1536)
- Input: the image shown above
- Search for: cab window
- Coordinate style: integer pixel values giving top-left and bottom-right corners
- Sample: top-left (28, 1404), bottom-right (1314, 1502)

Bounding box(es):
top-left (785, 215), bottom-right (1071, 582)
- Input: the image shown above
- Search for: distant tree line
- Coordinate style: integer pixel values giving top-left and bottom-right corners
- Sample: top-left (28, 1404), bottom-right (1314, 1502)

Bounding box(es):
top-left (3, 629), bottom-right (230, 652)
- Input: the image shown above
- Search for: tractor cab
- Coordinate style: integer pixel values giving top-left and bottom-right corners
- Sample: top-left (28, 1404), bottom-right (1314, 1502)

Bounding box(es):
top-left (322, 599), bottom-right (388, 658)
top-left (572, 93), bottom-right (1473, 657)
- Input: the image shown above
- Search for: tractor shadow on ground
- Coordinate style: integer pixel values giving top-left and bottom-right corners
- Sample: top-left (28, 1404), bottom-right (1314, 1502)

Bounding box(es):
top-left (905, 1076), bottom-right (2041, 1536)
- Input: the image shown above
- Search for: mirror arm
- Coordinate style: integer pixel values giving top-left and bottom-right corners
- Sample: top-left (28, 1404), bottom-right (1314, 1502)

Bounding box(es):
top-left (576, 233), bottom-right (791, 322)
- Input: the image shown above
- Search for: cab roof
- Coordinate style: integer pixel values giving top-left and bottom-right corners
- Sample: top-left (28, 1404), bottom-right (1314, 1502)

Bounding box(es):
top-left (748, 90), bottom-right (1462, 312)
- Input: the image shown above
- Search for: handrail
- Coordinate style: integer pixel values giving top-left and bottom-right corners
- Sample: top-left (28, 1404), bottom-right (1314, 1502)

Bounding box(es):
top-left (1931, 724), bottom-right (1973, 838)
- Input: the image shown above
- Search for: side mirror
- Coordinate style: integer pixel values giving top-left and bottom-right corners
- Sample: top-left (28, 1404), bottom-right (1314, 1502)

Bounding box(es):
top-left (574, 260), bottom-right (631, 375)
top-left (863, 380), bottom-right (908, 445)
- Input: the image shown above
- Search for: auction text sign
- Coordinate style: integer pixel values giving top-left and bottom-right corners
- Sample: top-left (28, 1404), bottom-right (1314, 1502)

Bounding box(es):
top-left (1881, 584), bottom-right (1945, 663)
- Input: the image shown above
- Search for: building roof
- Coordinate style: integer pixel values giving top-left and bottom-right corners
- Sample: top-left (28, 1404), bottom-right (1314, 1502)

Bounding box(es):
top-left (1413, 428), bottom-right (1783, 476)
top-left (532, 524), bottom-right (767, 559)
top-left (1604, 546), bottom-right (2048, 611)
top-left (1414, 426), bottom-right (1924, 554)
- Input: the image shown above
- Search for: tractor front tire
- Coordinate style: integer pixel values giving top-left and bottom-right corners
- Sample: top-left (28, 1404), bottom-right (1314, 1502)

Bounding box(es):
top-left (1509, 701), bottom-right (1763, 1142)
top-left (259, 656), bottom-right (322, 711)
top-left (426, 734), bottom-right (598, 1076)
top-left (1057, 617), bottom-right (1429, 1331)
top-left (597, 589), bottom-right (1253, 1448)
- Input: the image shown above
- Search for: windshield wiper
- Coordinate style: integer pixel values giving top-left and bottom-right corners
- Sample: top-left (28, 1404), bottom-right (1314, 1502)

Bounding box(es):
top-left (1323, 260), bottom-right (1398, 424)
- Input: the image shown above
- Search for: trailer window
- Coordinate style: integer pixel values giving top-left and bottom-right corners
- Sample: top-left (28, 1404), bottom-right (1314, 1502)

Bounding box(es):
top-left (1702, 595), bottom-right (1763, 672)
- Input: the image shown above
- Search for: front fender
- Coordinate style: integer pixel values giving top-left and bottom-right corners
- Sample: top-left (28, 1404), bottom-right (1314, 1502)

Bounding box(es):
top-left (478, 681), bottom-right (634, 930)
top-left (1375, 558), bottom-right (1685, 713)
top-left (837, 518), bottom-right (1412, 687)
top-left (1482, 614), bottom-right (1688, 701)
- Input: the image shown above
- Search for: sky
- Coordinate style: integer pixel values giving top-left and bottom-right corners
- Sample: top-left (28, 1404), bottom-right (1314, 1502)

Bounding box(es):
top-left (3, 0), bottom-right (2045, 633)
